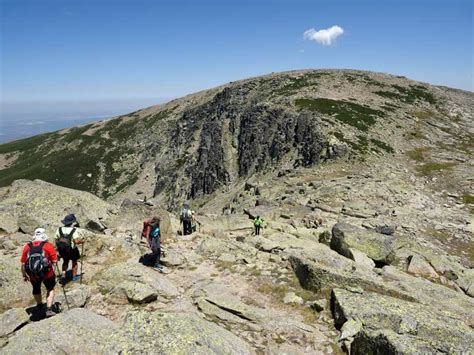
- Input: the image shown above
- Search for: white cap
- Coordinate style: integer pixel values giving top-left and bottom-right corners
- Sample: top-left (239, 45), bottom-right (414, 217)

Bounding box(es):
top-left (33, 228), bottom-right (48, 242)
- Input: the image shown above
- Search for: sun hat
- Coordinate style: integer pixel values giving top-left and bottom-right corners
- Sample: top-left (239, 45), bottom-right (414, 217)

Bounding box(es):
top-left (61, 214), bottom-right (77, 226)
top-left (33, 228), bottom-right (48, 242)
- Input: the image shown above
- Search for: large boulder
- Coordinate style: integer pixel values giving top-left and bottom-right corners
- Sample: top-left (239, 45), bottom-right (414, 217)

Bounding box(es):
top-left (93, 262), bottom-right (179, 304)
top-left (0, 179), bottom-right (111, 236)
top-left (55, 285), bottom-right (91, 309)
top-left (288, 247), bottom-right (474, 322)
top-left (105, 311), bottom-right (254, 354)
top-left (1, 308), bottom-right (118, 354)
top-left (0, 308), bottom-right (30, 338)
top-left (331, 222), bottom-right (396, 264)
top-left (0, 255), bottom-right (32, 312)
top-left (331, 288), bottom-right (474, 354)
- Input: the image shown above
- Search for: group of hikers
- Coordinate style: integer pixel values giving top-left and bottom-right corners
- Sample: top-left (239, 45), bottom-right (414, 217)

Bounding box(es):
top-left (20, 214), bottom-right (84, 318)
top-left (20, 202), bottom-right (264, 318)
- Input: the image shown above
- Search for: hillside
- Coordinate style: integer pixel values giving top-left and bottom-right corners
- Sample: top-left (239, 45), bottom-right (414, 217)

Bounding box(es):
top-left (0, 69), bottom-right (473, 354)
top-left (1, 69), bottom-right (472, 208)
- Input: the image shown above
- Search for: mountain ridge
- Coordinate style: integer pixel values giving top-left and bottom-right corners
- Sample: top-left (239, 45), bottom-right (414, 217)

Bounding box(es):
top-left (0, 69), bottom-right (472, 210)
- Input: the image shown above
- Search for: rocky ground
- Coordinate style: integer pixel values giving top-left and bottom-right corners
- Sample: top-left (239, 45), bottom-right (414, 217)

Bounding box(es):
top-left (0, 172), bottom-right (473, 354)
top-left (0, 69), bottom-right (473, 354)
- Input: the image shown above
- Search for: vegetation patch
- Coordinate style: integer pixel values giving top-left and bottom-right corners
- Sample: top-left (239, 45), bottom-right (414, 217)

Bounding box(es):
top-left (275, 72), bottom-right (330, 96)
top-left (144, 109), bottom-right (171, 129)
top-left (413, 110), bottom-right (435, 120)
top-left (370, 139), bottom-right (394, 153)
top-left (461, 194), bottom-right (474, 205)
top-left (416, 162), bottom-right (457, 176)
top-left (295, 98), bottom-right (384, 132)
top-left (407, 147), bottom-right (431, 161)
top-left (375, 85), bottom-right (436, 105)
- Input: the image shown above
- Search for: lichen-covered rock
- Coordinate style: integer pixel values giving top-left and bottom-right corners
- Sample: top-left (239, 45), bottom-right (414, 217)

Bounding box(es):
top-left (110, 280), bottom-right (157, 304)
top-left (94, 262), bottom-right (179, 303)
top-left (457, 268), bottom-right (474, 297)
top-left (161, 248), bottom-right (185, 267)
top-left (331, 222), bottom-right (395, 264)
top-left (1, 308), bottom-right (117, 354)
top-left (288, 248), bottom-right (474, 322)
top-left (55, 285), bottom-right (91, 309)
top-left (0, 179), bottom-right (111, 236)
top-left (0, 256), bottom-right (32, 312)
top-left (105, 311), bottom-right (254, 354)
top-left (331, 288), bottom-right (474, 354)
top-left (0, 308), bottom-right (30, 337)
top-left (407, 254), bottom-right (438, 280)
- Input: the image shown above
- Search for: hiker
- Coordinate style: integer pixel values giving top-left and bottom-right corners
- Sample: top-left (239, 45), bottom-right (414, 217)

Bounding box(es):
top-left (254, 215), bottom-right (263, 235)
top-left (180, 202), bottom-right (193, 235)
top-left (55, 214), bottom-right (85, 283)
top-left (141, 216), bottom-right (163, 271)
top-left (21, 228), bottom-right (58, 317)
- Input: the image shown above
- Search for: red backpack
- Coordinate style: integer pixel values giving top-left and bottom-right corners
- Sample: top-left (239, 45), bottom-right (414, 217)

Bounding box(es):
top-left (142, 219), bottom-right (152, 240)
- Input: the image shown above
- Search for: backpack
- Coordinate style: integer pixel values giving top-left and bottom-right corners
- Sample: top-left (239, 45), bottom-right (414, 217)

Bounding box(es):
top-left (56, 227), bottom-right (76, 255)
top-left (142, 220), bottom-right (152, 239)
top-left (25, 241), bottom-right (50, 278)
top-left (181, 208), bottom-right (192, 222)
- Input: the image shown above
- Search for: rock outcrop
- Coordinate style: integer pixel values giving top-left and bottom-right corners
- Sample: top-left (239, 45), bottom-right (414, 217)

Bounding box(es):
top-left (1, 308), bottom-right (118, 354)
top-left (331, 222), bottom-right (396, 265)
top-left (331, 288), bottom-right (474, 354)
top-left (106, 311), bottom-right (254, 354)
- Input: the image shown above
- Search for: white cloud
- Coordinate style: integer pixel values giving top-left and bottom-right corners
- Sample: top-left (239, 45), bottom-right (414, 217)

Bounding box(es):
top-left (303, 25), bottom-right (344, 46)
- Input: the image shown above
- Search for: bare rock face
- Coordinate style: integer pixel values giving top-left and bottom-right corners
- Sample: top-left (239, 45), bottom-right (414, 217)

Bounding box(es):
top-left (1, 308), bottom-right (118, 354)
top-left (105, 311), bottom-right (254, 354)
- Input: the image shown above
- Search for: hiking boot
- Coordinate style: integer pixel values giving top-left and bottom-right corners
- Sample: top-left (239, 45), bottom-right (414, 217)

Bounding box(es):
top-left (153, 264), bottom-right (163, 272)
top-left (72, 275), bottom-right (81, 282)
top-left (45, 307), bottom-right (56, 318)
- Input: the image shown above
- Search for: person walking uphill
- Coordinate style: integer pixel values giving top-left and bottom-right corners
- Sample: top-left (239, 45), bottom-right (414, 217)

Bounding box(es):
top-left (142, 217), bottom-right (163, 272)
top-left (180, 202), bottom-right (193, 236)
top-left (21, 228), bottom-right (58, 318)
top-left (254, 216), bottom-right (263, 235)
top-left (55, 214), bottom-right (85, 283)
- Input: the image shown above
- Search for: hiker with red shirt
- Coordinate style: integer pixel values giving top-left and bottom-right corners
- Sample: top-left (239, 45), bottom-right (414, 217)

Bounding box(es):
top-left (21, 228), bottom-right (58, 318)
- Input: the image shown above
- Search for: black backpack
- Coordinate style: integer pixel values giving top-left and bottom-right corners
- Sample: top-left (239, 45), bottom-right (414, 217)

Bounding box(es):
top-left (56, 227), bottom-right (76, 255)
top-left (25, 241), bottom-right (50, 278)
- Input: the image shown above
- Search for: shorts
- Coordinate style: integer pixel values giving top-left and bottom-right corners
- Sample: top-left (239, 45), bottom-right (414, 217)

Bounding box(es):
top-left (60, 247), bottom-right (80, 263)
top-left (31, 276), bottom-right (56, 295)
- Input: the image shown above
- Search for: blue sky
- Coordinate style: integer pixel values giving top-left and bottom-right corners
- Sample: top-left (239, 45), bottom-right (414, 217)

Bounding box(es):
top-left (1, 0), bottom-right (472, 118)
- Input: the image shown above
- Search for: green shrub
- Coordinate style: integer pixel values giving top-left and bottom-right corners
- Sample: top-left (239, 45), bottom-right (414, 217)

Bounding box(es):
top-left (295, 98), bottom-right (383, 132)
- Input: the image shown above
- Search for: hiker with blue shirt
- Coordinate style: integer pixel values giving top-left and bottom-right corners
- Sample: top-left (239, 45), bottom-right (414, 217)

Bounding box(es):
top-left (55, 214), bottom-right (85, 283)
top-left (142, 216), bottom-right (163, 272)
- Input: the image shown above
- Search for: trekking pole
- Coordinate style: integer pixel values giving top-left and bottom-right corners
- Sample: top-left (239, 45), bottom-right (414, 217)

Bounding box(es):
top-left (55, 264), bottom-right (70, 310)
top-left (80, 242), bottom-right (85, 285)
